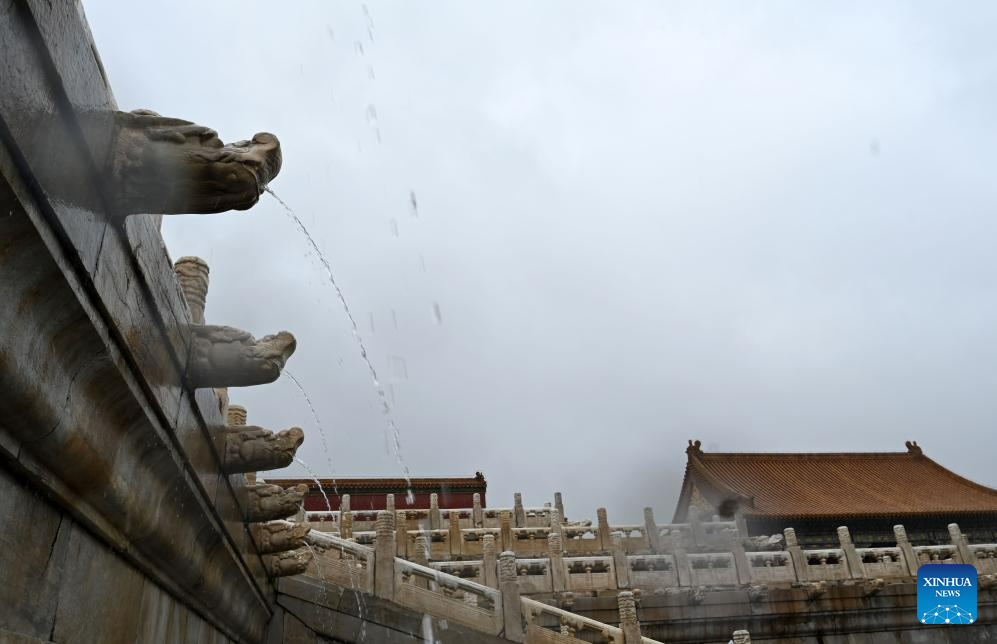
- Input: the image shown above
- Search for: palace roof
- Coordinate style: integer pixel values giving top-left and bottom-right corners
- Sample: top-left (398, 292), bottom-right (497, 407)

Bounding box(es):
top-left (674, 440), bottom-right (997, 522)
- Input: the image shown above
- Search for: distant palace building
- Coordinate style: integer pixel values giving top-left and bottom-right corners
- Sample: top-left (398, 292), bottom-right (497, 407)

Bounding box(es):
top-left (674, 440), bottom-right (997, 548)
top-left (267, 472), bottom-right (487, 512)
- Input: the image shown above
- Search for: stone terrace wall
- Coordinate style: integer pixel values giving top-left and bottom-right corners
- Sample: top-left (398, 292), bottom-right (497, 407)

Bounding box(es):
top-left (0, 2), bottom-right (274, 641)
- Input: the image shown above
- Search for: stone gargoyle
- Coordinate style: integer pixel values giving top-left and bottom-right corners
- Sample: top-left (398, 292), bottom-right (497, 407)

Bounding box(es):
top-left (188, 325), bottom-right (296, 388)
top-left (265, 548), bottom-right (314, 578)
top-left (224, 426), bottom-right (304, 474)
top-left (246, 483), bottom-right (308, 522)
top-left (108, 109), bottom-right (281, 215)
top-left (252, 522), bottom-right (312, 554)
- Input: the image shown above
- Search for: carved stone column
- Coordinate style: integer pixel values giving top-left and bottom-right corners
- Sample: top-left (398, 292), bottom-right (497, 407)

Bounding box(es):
top-left (173, 256), bottom-right (209, 324)
top-left (894, 524), bottom-right (918, 576)
top-left (784, 528), bottom-right (808, 582)
top-left (513, 493), bottom-right (526, 528)
top-left (611, 532), bottom-right (630, 589)
top-left (385, 493), bottom-right (396, 516)
top-left (554, 491), bottom-right (564, 521)
top-left (644, 507), bottom-right (661, 553)
top-left (449, 511), bottom-right (463, 559)
top-left (837, 526), bottom-right (864, 579)
top-left (430, 493), bottom-right (442, 530)
top-left (597, 507), bottom-right (611, 550)
top-left (549, 531), bottom-right (567, 593)
top-left (226, 404), bottom-right (247, 427)
top-left (618, 591), bottom-right (643, 644)
top-left (413, 533), bottom-right (431, 590)
top-left (482, 534), bottom-right (498, 588)
top-left (499, 551), bottom-right (524, 642)
top-left (500, 511), bottom-right (513, 552)
top-left (374, 511), bottom-right (396, 600)
top-left (472, 493), bottom-right (483, 527)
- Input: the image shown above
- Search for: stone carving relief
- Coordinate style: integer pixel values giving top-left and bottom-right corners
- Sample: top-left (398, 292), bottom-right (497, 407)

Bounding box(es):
top-left (252, 522), bottom-right (311, 554)
top-left (189, 325), bottom-right (295, 388)
top-left (265, 548), bottom-right (314, 578)
top-left (246, 483), bottom-right (308, 522)
top-left (108, 110), bottom-right (281, 215)
top-left (224, 425), bottom-right (304, 474)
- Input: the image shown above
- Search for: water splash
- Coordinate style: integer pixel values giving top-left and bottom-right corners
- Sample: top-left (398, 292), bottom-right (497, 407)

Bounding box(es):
top-left (267, 188), bottom-right (414, 495)
top-left (284, 370), bottom-right (338, 495)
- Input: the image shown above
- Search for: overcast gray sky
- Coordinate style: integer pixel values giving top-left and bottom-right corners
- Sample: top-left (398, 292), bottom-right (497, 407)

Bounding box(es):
top-left (84, 1), bottom-right (997, 522)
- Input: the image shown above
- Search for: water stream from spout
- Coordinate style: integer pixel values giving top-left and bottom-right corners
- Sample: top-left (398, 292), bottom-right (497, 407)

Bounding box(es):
top-left (284, 370), bottom-right (339, 496)
top-left (295, 457), bottom-right (333, 515)
top-left (266, 188), bottom-right (414, 501)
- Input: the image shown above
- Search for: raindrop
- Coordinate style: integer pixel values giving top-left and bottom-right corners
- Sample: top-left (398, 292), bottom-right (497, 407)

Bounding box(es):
top-left (354, 41), bottom-right (365, 56)
top-left (326, 26), bottom-right (336, 41)
top-left (389, 218), bottom-right (399, 237)
top-left (409, 190), bottom-right (419, 217)
top-left (368, 65), bottom-right (376, 81)
top-left (391, 309), bottom-right (399, 330)
top-left (432, 302), bottom-right (443, 325)
top-left (368, 312), bottom-right (376, 333)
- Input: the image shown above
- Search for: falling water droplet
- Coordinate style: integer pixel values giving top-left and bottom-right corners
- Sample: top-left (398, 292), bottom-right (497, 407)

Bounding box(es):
top-left (368, 65), bottom-right (376, 81)
top-left (419, 253), bottom-right (427, 272)
top-left (368, 312), bottom-right (376, 333)
top-left (326, 26), bottom-right (336, 41)
top-left (389, 218), bottom-right (399, 237)
top-left (432, 302), bottom-right (443, 325)
top-left (409, 190), bottom-right (419, 217)
top-left (284, 370), bottom-right (339, 495)
top-left (354, 41), bottom-right (365, 56)
top-left (391, 309), bottom-right (399, 330)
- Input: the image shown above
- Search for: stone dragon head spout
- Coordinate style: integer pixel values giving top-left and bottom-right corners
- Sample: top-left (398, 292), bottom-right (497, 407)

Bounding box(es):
top-left (109, 110), bottom-right (281, 215)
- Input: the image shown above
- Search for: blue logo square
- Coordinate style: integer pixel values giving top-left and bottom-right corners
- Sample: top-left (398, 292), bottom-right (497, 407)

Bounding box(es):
top-left (917, 564), bottom-right (977, 625)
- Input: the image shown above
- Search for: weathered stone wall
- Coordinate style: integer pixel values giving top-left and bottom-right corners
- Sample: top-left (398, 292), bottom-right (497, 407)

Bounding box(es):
top-left (0, 2), bottom-right (275, 641)
top-left (0, 467), bottom-right (236, 644)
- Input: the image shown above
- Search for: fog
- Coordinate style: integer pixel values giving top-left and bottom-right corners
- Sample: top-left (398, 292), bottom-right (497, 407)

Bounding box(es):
top-left (84, 1), bottom-right (997, 521)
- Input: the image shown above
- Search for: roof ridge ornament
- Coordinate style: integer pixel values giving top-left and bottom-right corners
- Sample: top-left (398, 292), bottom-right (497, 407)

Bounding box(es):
top-left (905, 440), bottom-right (923, 456)
top-left (687, 439), bottom-right (703, 458)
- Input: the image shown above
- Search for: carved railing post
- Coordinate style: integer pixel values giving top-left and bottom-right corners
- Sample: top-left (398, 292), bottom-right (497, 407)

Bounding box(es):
top-left (396, 510), bottom-right (407, 558)
top-left (549, 508), bottom-right (563, 538)
top-left (837, 526), bottom-right (864, 579)
top-left (618, 591), bottom-right (643, 644)
top-left (340, 509), bottom-right (353, 540)
top-left (597, 508), bottom-right (611, 550)
top-left (385, 493), bottom-right (396, 516)
top-left (449, 511), bottom-right (463, 559)
top-left (514, 493), bottom-right (526, 528)
top-left (554, 492), bottom-right (565, 521)
top-left (374, 511), bottom-right (396, 600)
top-left (732, 629), bottom-right (752, 644)
top-left (734, 513), bottom-right (750, 540)
top-left (674, 547), bottom-right (692, 587)
top-left (413, 533), bottom-right (431, 590)
top-left (732, 539), bottom-right (752, 585)
top-left (690, 512), bottom-right (706, 547)
top-left (949, 523), bottom-right (974, 564)
top-left (430, 492), bottom-right (442, 529)
top-left (784, 528), bottom-right (807, 582)
top-left (611, 532), bottom-right (629, 589)
top-left (173, 256), bottom-right (209, 324)
top-left (472, 493), bottom-right (483, 527)
top-left (894, 524), bottom-right (917, 575)
top-left (499, 551), bottom-right (524, 642)
top-left (644, 507), bottom-right (661, 553)
top-left (549, 532), bottom-right (567, 593)
top-left (483, 534), bottom-right (498, 588)
top-left (500, 511), bottom-right (513, 552)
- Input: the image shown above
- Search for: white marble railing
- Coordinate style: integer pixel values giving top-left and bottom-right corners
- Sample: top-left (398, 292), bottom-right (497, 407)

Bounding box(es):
top-left (303, 528), bottom-right (375, 593)
top-left (522, 596), bottom-right (626, 644)
top-left (394, 558), bottom-right (504, 635)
